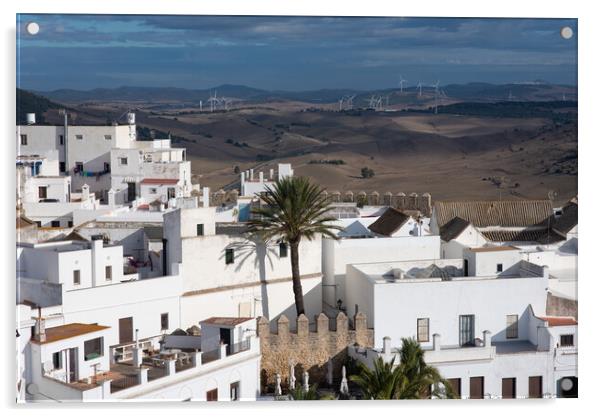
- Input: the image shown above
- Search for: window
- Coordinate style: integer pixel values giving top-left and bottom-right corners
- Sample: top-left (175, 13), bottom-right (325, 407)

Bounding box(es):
top-left (560, 334), bottom-right (574, 347)
top-left (51, 220), bottom-right (60, 228)
top-left (469, 376), bottom-right (484, 399)
top-left (119, 157), bottom-right (128, 165)
top-left (59, 162), bottom-right (66, 172)
top-left (206, 388), bottom-right (218, 401)
top-left (150, 188), bottom-right (157, 194)
top-left (75, 162), bottom-right (83, 173)
top-left (35, 221), bottom-right (41, 227)
top-left (161, 313), bottom-right (169, 331)
top-left (75, 134), bottom-right (83, 140)
top-left (279, 242), bottom-right (288, 258)
top-left (506, 314), bottom-right (519, 339)
top-left (20, 134), bottom-right (27, 145)
top-left (83, 337), bottom-right (103, 361)
top-left (104, 134), bottom-right (112, 140)
top-left (105, 266), bottom-right (112, 281)
top-left (59, 135), bottom-right (64, 145)
top-left (417, 318), bottom-right (430, 342)
top-left (225, 248), bottom-right (234, 264)
top-left (104, 162), bottom-right (110, 172)
top-left (529, 376), bottom-right (543, 398)
top-left (459, 315), bottom-right (475, 346)
top-left (447, 378), bottom-right (461, 398)
top-left (73, 270), bottom-right (81, 285)
top-left (230, 382), bottom-right (240, 401)
top-left (67, 221), bottom-right (73, 228)
top-left (52, 351), bottom-right (62, 370)
top-left (197, 224), bottom-right (204, 236)
top-left (496, 263), bottom-right (503, 273)
top-left (502, 377), bottom-right (516, 399)
top-left (38, 186), bottom-right (48, 199)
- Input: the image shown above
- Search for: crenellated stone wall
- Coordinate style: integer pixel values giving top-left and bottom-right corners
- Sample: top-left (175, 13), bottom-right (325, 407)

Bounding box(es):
top-left (323, 190), bottom-right (432, 215)
top-left (256, 312), bottom-right (373, 393)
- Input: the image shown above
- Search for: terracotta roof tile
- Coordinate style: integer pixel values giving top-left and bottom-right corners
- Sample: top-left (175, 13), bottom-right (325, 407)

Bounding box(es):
top-left (539, 316), bottom-right (578, 326)
top-left (368, 207), bottom-right (410, 236)
top-left (31, 323), bottom-right (109, 344)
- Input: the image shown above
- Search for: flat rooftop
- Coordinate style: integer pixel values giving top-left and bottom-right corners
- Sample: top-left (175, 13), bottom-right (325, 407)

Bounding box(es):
top-left (201, 317), bottom-right (254, 327)
top-left (31, 323), bottom-right (109, 345)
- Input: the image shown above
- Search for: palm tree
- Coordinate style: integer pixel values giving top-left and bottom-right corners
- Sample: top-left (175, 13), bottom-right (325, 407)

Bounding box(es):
top-left (350, 356), bottom-right (401, 400)
top-left (248, 176), bottom-right (342, 315)
top-left (350, 338), bottom-right (456, 400)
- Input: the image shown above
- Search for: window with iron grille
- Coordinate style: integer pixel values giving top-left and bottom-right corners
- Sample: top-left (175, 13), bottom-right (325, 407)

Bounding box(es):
top-left (197, 224), bottom-right (204, 236)
top-left (417, 318), bottom-right (429, 342)
top-left (105, 265), bottom-right (112, 281)
top-left (73, 270), bottom-right (81, 285)
top-left (279, 242), bottom-right (288, 258)
top-left (506, 314), bottom-right (519, 339)
top-left (75, 134), bottom-right (83, 140)
top-left (20, 134), bottom-right (27, 145)
top-left (225, 248), bottom-right (234, 264)
top-left (560, 334), bottom-right (574, 347)
top-left (161, 313), bottom-right (169, 331)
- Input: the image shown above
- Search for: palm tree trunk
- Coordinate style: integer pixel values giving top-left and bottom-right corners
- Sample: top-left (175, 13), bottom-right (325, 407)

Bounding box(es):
top-left (289, 240), bottom-right (305, 316)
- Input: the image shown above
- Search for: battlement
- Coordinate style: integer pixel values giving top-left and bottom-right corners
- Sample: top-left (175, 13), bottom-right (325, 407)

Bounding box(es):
top-left (323, 190), bottom-right (432, 216)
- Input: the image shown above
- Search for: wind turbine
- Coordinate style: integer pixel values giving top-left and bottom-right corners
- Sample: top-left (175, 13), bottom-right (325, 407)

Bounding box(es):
top-left (338, 96), bottom-right (345, 111)
top-left (416, 81), bottom-right (423, 97)
top-left (208, 91), bottom-right (219, 112)
top-left (432, 81), bottom-right (440, 114)
top-left (399, 75), bottom-right (407, 94)
top-left (199, 100), bottom-right (203, 111)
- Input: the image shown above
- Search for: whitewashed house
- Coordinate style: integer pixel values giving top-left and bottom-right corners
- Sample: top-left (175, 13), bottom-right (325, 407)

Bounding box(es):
top-left (322, 207), bottom-right (439, 309)
top-left (163, 206), bottom-right (323, 329)
top-left (240, 163), bottom-right (293, 197)
top-left (345, 249), bottom-right (577, 399)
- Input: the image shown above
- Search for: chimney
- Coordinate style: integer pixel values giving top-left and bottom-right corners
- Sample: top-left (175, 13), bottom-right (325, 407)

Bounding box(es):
top-left (483, 330), bottom-right (491, 347)
top-left (35, 308), bottom-right (46, 343)
top-left (250, 169), bottom-right (254, 180)
top-left (91, 235), bottom-right (103, 287)
top-left (26, 113), bottom-right (36, 125)
top-left (107, 188), bottom-right (116, 208)
top-left (542, 265), bottom-right (549, 280)
top-left (433, 333), bottom-right (441, 351)
top-left (81, 184), bottom-right (90, 201)
top-left (269, 168), bottom-right (274, 180)
top-left (202, 186), bottom-right (210, 208)
top-left (382, 336), bottom-right (391, 356)
top-left (259, 172), bottom-right (264, 183)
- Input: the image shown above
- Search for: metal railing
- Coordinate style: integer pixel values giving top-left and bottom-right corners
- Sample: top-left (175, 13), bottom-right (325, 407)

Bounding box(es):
top-left (226, 339), bottom-right (251, 356)
top-left (110, 374), bottom-right (139, 393)
top-left (202, 348), bottom-right (221, 364)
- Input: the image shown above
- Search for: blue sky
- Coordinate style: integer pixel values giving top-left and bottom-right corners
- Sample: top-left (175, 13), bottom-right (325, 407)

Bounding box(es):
top-left (16, 15), bottom-right (577, 91)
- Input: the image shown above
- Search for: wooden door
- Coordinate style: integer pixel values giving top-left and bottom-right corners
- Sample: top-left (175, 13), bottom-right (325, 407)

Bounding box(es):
top-left (470, 376), bottom-right (484, 399)
top-left (502, 378), bottom-right (516, 399)
top-left (448, 378), bottom-right (461, 398)
top-left (119, 317), bottom-right (133, 344)
top-left (206, 388), bottom-right (218, 401)
top-left (529, 376), bottom-right (543, 398)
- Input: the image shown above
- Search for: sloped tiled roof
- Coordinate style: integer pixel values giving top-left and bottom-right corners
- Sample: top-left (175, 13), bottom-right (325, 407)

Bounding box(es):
top-left (538, 316), bottom-right (578, 326)
top-left (434, 200), bottom-right (554, 228)
top-left (480, 228), bottom-right (564, 243)
top-left (368, 207), bottom-right (410, 236)
top-left (16, 215), bottom-right (35, 229)
top-left (439, 217), bottom-right (471, 242)
top-left (553, 201), bottom-right (578, 236)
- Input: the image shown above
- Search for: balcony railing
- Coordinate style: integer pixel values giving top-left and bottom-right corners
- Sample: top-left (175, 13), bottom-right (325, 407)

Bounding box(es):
top-left (110, 374), bottom-right (138, 393)
top-left (226, 339), bottom-right (251, 356)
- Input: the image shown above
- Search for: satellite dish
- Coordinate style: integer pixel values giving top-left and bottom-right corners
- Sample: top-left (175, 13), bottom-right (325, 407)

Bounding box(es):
top-left (26, 383), bottom-right (39, 395)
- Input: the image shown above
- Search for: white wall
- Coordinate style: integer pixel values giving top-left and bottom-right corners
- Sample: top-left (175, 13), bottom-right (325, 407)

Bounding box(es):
top-left (322, 235), bottom-right (440, 307)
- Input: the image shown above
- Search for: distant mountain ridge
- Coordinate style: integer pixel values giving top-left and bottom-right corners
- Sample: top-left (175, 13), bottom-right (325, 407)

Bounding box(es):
top-left (34, 81), bottom-right (577, 104)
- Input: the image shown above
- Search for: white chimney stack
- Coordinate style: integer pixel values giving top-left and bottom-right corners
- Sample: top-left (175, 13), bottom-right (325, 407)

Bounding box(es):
top-left (26, 113), bottom-right (36, 125)
top-left (202, 186), bottom-right (210, 208)
top-left (259, 172), bottom-right (264, 183)
top-left (433, 333), bottom-right (441, 351)
top-left (81, 184), bottom-right (90, 201)
top-left (250, 169), bottom-right (254, 180)
top-left (269, 168), bottom-right (274, 180)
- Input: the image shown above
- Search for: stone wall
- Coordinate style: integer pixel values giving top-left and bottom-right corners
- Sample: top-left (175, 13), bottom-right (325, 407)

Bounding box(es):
top-left (323, 190), bottom-right (432, 216)
top-left (256, 312), bottom-right (373, 393)
top-left (546, 292), bottom-right (578, 319)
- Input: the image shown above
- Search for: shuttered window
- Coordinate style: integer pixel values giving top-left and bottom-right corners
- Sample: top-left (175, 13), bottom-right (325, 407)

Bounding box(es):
top-left (469, 376), bottom-right (484, 399)
top-left (502, 378), bottom-right (516, 399)
top-left (529, 376), bottom-right (543, 398)
top-left (459, 315), bottom-right (475, 346)
top-left (206, 388), bottom-right (218, 401)
top-left (506, 314), bottom-right (519, 339)
top-left (417, 318), bottom-right (429, 342)
top-left (447, 378), bottom-right (461, 398)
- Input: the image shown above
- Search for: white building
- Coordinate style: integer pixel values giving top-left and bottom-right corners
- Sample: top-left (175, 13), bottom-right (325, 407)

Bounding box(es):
top-left (240, 163), bottom-right (293, 197)
top-left (345, 249), bottom-right (577, 399)
top-left (163, 206), bottom-right (323, 329)
top-left (322, 207), bottom-right (439, 309)
top-left (16, 237), bottom-right (261, 402)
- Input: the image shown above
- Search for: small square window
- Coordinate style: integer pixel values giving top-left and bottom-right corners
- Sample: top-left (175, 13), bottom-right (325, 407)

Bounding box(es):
top-left (119, 157), bottom-right (128, 165)
top-left (59, 162), bottom-right (66, 172)
top-left (104, 134), bottom-right (112, 140)
top-left (38, 186), bottom-right (48, 199)
top-left (105, 266), bottom-right (112, 281)
top-left (52, 352), bottom-right (62, 370)
top-left (225, 248), bottom-right (234, 265)
top-left (161, 313), bottom-right (169, 331)
top-left (150, 187), bottom-right (157, 194)
top-left (496, 264), bottom-right (503, 273)
top-left (20, 134), bottom-right (27, 145)
top-left (73, 270), bottom-right (81, 285)
top-left (51, 220), bottom-right (60, 228)
top-left (279, 242), bottom-right (288, 258)
top-left (560, 334), bottom-right (574, 347)
top-left (197, 224), bottom-right (204, 236)
top-left (68, 221), bottom-right (73, 228)
top-left (417, 318), bottom-right (429, 342)
top-left (59, 135), bottom-right (64, 145)
top-left (75, 162), bottom-right (83, 173)
top-left (75, 134), bottom-right (83, 140)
